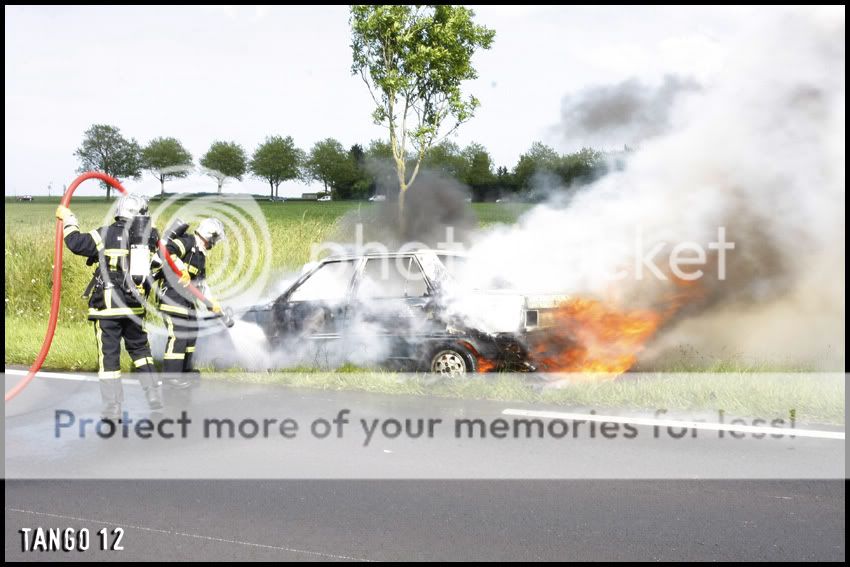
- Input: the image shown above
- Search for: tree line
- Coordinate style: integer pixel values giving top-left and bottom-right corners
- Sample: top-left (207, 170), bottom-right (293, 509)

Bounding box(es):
top-left (74, 123), bottom-right (623, 201)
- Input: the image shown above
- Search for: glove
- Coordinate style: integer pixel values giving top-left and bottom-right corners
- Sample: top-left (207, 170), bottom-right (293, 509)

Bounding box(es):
top-left (209, 300), bottom-right (222, 314)
top-left (56, 205), bottom-right (73, 221)
top-left (178, 272), bottom-right (191, 287)
top-left (56, 205), bottom-right (78, 231)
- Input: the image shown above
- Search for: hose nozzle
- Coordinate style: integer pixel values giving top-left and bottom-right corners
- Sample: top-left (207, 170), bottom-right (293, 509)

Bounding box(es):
top-left (220, 306), bottom-right (235, 328)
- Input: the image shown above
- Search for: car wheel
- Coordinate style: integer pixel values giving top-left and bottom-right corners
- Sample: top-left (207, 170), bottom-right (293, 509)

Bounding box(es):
top-left (429, 346), bottom-right (476, 377)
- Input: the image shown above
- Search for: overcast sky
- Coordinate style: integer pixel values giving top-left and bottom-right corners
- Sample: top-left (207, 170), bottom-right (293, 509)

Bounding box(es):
top-left (5, 5), bottom-right (759, 197)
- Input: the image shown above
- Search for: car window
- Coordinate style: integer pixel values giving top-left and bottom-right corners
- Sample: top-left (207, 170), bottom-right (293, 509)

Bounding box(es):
top-left (436, 254), bottom-right (468, 281)
top-left (357, 257), bottom-right (428, 299)
top-left (417, 253), bottom-right (470, 291)
top-left (289, 260), bottom-right (358, 302)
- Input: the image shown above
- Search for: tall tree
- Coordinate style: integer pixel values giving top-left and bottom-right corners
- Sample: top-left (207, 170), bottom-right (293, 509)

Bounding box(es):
top-left (141, 137), bottom-right (193, 198)
top-left (512, 142), bottom-right (560, 192)
top-left (495, 165), bottom-right (515, 195)
top-left (556, 147), bottom-right (604, 186)
top-left (462, 142), bottom-right (495, 199)
top-left (249, 136), bottom-right (304, 199)
top-left (347, 144), bottom-right (372, 200)
top-left (74, 124), bottom-right (142, 199)
top-left (364, 139), bottom-right (397, 198)
top-left (305, 138), bottom-right (358, 199)
top-left (423, 140), bottom-right (467, 180)
top-left (200, 141), bottom-right (247, 193)
top-left (366, 139), bottom-right (393, 161)
top-left (350, 5), bottom-right (495, 224)
top-left (349, 143), bottom-right (366, 169)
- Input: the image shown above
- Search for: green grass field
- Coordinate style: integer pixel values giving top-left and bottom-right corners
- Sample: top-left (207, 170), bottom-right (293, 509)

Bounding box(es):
top-left (4, 197), bottom-right (844, 423)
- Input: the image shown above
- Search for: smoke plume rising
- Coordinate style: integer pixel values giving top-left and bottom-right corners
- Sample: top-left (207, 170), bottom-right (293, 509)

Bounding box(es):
top-left (334, 168), bottom-right (477, 249)
top-left (557, 74), bottom-right (702, 149)
top-left (463, 7), bottom-right (845, 369)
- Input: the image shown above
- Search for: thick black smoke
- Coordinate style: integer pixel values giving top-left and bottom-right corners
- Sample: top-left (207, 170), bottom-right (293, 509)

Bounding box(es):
top-left (557, 74), bottom-right (702, 149)
top-left (334, 167), bottom-right (477, 249)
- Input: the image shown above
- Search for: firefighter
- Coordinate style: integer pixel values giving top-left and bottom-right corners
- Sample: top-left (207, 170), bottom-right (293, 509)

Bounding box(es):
top-left (154, 218), bottom-right (225, 383)
top-left (55, 194), bottom-right (163, 420)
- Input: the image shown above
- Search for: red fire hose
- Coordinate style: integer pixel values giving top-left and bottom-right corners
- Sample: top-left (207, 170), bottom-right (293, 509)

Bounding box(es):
top-left (5, 171), bottom-right (208, 402)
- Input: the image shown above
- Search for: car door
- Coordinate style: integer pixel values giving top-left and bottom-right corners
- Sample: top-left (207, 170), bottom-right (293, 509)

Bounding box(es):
top-left (350, 255), bottom-right (436, 341)
top-left (271, 259), bottom-right (360, 345)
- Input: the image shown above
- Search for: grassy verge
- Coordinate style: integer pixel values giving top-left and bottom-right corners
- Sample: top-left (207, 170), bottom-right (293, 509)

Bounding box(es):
top-left (8, 314), bottom-right (842, 424)
top-left (207, 370), bottom-right (844, 425)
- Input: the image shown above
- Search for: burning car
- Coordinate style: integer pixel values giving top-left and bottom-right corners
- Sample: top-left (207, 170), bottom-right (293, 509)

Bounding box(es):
top-left (237, 250), bottom-right (571, 376)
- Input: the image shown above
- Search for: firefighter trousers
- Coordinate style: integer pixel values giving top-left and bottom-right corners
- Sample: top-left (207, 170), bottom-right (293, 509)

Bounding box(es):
top-left (92, 317), bottom-right (155, 379)
top-left (162, 313), bottom-right (199, 374)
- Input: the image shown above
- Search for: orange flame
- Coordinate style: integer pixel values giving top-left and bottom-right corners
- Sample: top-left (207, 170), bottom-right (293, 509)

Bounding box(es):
top-left (476, 357), bottom-right (497, 373)
top-left (533, 278), bottom-right (705, 376)
top-left (532, 298), bottom-right (662, 374)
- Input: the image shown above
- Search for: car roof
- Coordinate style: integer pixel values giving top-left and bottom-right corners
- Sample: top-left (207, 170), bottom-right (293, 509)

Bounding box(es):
top-left (320, 249), bottom-right (468, 262)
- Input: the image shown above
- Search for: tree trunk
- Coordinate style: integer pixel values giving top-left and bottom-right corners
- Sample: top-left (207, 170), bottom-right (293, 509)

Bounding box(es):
top-left (218, 179), bottom-right (223, 194)
top-left (398, 183), bottom-right (408, 236)
top-left (394, 157), bottom-right (407, 233)
top-left (106, 184), bottom-right (112, 200)
top-left (270, 181), bottom-right (274, 200)
top-left (160, 177), bottom-right (165, 199)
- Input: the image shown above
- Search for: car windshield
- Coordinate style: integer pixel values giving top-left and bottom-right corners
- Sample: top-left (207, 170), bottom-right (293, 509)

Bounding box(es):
top-left (288, 260), bottom-right (358, 302)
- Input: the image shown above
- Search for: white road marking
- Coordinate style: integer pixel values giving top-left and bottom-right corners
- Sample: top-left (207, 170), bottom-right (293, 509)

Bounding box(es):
top-left (5, 368), bottom-right (100, 383)
top-left (501, 408), bottom-right (845, 440)
top-left (7, 507), bottom-right (372, 562)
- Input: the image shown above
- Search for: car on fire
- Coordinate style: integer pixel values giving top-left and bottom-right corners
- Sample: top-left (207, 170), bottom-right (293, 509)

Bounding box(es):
top-left (237, 250), bottom-right (570, 376)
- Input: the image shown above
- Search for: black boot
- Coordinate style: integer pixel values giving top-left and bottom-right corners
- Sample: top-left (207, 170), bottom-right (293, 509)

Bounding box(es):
top-left (137, 369), bottom-right (164, 411)
top-left (163, 374), bottom-right (193, 389)
top-left (184, 353), bottom-right (202, 384)
top-left (99, 379), bottom-right (124, 421)
top-left (163, 356), bottom-right (192, 389)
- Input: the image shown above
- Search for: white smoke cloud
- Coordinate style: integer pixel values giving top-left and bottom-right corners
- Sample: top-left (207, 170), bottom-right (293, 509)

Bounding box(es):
top-left (463, 7), bottom-right (845, 369)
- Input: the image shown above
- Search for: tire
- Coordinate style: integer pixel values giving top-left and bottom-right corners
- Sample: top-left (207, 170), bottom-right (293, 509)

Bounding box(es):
top-left (428, 345), bottom-right (476, 377)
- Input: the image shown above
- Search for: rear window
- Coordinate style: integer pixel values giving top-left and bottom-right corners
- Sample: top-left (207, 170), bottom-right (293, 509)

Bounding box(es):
top-left (357, 256), bottom-right (428, 299)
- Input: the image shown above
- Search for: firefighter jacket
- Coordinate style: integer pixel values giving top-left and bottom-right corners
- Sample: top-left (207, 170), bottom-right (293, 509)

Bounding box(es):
top-left (154, 234), bottom-right (212, 319)
top-left (64, 219), bottom-right (160, 320)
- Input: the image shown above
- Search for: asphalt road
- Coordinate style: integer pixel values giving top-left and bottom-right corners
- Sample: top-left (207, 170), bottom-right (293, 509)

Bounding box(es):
top-left (4, 372), bottom-right (846, 561)
top-left (4, 480), bottom-right (845, 561)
